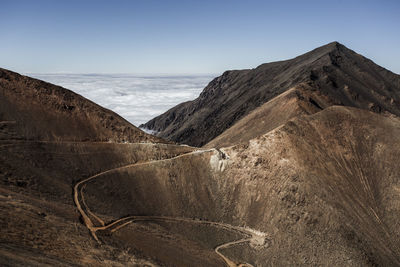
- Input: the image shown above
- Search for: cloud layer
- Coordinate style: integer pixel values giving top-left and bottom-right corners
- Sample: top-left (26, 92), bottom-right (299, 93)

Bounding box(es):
top-left (30, 73), bottom-right (214, 126)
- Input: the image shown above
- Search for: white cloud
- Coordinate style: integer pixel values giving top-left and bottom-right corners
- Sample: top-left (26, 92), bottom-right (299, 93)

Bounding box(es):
top-left (29, 73), bottom-right (215, 126)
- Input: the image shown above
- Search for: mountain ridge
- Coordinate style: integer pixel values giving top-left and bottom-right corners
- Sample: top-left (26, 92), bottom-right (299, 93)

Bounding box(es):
top-left (142, 41), bottom-right (400, 147)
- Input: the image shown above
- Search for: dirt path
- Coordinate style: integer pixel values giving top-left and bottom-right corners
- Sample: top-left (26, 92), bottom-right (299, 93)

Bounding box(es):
top-left (215, 238), bottom-right (255, 267)
top-left (73, 149), bottom-right (214, 239)
top-left (104, 215), bottom-right (260, 267)
top-left (73, 148), bottom-right (266, 267)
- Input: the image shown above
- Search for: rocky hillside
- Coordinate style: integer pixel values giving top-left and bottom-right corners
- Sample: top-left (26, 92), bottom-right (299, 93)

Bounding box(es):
top-left (4, 106), bottom-right (399, 266)
top-left (0, 68), bottom-right (164, 143)
top-left (142, 42), bottom-right (400, 147)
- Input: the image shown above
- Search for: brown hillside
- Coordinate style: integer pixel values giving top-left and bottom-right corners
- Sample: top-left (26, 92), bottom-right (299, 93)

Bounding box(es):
top-left (76, 107), bottom-right (400, 266)
top-left (3, 106), bottom-right (398, 266)
top-left (218, 106), bottom-right (400, 265)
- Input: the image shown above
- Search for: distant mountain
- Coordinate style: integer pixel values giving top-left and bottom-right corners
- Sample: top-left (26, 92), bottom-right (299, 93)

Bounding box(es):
top-left (142, 42), bottom-right (400, 147)
top-left (0, 68), bottom-right (164, 143)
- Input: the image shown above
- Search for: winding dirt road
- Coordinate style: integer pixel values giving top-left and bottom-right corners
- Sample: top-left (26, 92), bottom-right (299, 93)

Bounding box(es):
top-left (73, 146), bottom-right (266, 267)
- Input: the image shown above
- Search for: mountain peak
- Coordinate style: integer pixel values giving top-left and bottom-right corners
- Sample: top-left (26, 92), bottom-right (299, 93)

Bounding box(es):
top-left (325, 41), bottom-right (342, 48)
top-left (296, 41), bottom-right (350, 63)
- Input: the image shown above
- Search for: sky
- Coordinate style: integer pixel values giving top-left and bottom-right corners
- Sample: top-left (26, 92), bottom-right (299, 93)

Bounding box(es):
top-left (1, 0), bottom-right (399, 74)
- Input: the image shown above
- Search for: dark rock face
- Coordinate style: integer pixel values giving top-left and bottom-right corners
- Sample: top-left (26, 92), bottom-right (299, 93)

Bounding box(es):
top-left (142, 42), bottom-right (400, 147)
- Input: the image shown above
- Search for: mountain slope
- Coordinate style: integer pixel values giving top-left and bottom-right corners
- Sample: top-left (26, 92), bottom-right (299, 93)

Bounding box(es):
top-left (0, 68), bottom-right (164, 143)
top-left (204, 83), bottom-right (325, 148)
top-left (0, 68), bottom-right (191, 265)
top-left (9, 106), bottom-right (395, 266)
top-left (217, 106), bottom-right (400, 265)
top-left (142, 42), bottom-right (400, 147)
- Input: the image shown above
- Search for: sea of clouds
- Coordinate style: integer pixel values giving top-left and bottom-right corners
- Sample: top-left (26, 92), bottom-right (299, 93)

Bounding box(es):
top-left (30, 73), bottom-right (215, 127)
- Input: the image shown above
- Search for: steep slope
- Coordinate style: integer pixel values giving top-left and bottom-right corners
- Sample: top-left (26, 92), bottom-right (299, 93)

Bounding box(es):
top-left (0, 68), bottom-right (163, 143)
top-left (142, 42), bottom-right (400, 147)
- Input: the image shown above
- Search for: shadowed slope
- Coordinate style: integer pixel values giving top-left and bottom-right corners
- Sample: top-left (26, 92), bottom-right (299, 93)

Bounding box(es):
top-left (142, 42), bottom-right (400, 146)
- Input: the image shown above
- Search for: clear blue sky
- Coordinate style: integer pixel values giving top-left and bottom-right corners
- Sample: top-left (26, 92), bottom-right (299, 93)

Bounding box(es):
top-left (1, 0), bottom-right (399, 74)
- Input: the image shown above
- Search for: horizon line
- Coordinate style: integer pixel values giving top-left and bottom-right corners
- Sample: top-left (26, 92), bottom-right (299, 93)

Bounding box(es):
top-left (24, 72), bottom-right (219, 77)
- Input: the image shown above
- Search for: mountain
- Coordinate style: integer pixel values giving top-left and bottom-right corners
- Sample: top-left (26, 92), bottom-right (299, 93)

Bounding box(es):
top-left (2, 41), bottom-right (400, 266)
top-left (142, 42), bottom-right (400, 147)
top-left (0, 68), bottom-right (164, 143)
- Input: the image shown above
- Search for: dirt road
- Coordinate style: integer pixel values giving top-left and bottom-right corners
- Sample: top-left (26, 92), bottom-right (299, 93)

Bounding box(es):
top-left (73, 146), bottom-right (267, 267)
